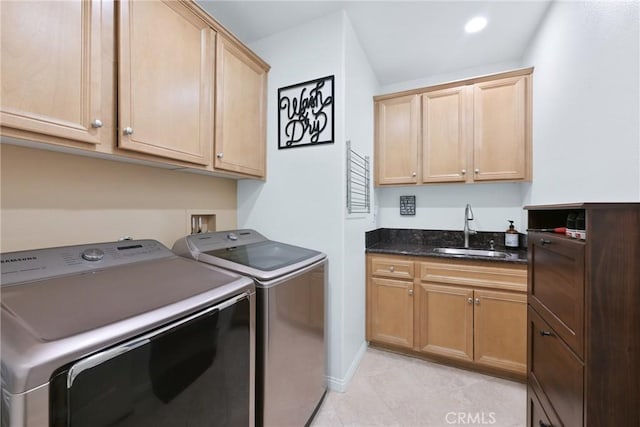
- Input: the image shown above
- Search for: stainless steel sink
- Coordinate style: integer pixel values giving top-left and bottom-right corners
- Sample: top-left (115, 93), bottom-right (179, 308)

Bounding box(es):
top-left (433, 247), bottom-right (515, 259)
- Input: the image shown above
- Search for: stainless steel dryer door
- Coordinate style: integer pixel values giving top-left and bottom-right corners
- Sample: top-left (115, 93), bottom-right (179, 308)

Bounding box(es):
top-left (49, 292), bottom-right (255, 427)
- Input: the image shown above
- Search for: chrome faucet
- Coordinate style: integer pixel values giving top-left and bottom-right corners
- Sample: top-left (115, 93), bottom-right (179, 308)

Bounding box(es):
top-left (463, 204), bottom-right (477, 248)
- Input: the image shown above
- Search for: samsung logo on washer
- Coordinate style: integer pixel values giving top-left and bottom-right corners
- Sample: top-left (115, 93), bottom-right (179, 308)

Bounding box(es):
top-left (1, 256), bottom-right (37, 264)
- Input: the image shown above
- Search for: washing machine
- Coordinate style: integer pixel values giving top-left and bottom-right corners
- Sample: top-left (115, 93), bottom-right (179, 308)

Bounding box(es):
top-left (1, 239), bottom-right (255, 426)
top-left (173, 230), bottom-right (326, 427)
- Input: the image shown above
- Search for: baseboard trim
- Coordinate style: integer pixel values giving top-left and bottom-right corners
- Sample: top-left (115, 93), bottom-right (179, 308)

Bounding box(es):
top-left (326, 340), bottom-right (368, 392)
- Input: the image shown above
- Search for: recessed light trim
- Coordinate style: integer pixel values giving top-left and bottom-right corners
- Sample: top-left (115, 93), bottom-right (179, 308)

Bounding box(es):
top-left (465, 16), bottom-right (487, 34)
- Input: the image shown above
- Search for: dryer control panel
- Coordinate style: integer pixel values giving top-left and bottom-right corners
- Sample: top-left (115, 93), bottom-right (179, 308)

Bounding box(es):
top-left (184, 229), bottom-right (268, 252)
top-left (1, 240), bottom-right (172, 286)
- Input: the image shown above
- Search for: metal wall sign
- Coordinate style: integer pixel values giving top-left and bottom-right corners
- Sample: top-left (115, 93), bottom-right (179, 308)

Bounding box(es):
top-left (278, 75), bottom-right (334, 149)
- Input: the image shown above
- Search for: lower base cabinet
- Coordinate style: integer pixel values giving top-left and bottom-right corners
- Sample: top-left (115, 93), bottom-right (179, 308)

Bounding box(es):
top-left (366, 254), bottom-right (527, 379)
top-left (368, 277), bottom-right (414, 348)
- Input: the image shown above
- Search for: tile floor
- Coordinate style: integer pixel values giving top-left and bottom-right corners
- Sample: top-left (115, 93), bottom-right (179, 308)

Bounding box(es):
top-left (311, 347), bottom-right (526, 427)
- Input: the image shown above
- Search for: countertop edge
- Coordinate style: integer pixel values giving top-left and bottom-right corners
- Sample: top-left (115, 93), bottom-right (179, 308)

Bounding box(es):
top-left (365, 246), bottom-right (528, 264)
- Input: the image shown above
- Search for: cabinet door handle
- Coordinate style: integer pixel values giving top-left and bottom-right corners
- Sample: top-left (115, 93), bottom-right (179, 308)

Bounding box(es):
top-left (123, 126), bottom-right (133, 135)
top-left (540, 238), bottom-right (552, 246)
top-left (539, 421), bottom-right (552, 427)
top-left (216, 153), bottom-right (224, 159)
top-left (539, 330), bottom-right (554, 337)
top-left (91, 119), bottom-right (103, 128)
top-left (467, 297), bottom-right (473, 304)
top-left (474, 168), bottom-right (480, 174)
top-left (389, 265), bottom-right (395, 272)
top-left (412, 172), bottom-right (417, 177)
top-left (474, 298), bottom-right (480, 305)
top-left (408, 289), bottom-right (413, 296)
top-left (461, 169), bottom-right (467, 175)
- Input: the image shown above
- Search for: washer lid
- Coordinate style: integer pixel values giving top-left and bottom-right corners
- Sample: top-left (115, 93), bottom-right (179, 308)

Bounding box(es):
top-left (202, 240), bottom-right (321, 272)
top-left (173, 230), bottom-right (326, 281)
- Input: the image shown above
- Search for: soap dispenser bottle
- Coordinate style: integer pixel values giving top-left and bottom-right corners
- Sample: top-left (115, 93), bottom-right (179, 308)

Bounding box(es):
top-left (505, 220), bottom-right (519, 248)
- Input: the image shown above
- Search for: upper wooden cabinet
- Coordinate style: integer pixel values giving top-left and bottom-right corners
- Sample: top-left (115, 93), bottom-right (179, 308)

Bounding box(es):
top-left (118, 0), bottom-right (213, 166)
top-left (1, 0), bottom-right (270, 180)
top-left (422, 86), bottom-right (468, 183)
top-left (473, 76), bottom-right (527, 181)
top-left (1, 1), bottom-right (107, 146)
top-left (374, 68), bottom-right (532, 186)
top-left (214, 35), bottom-right (268, 178)
top-left (375, 94), bottom-right (420, 185)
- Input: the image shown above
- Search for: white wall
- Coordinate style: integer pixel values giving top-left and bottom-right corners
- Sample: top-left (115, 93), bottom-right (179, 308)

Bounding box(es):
top-left (341, 13), bottom-right (379, 388)
top-left (522, 1), bottom-right (640, 204)
top-left (237, 11), bottom-right (348, 388)
top-left (376, 183), bottom-right (528, 233)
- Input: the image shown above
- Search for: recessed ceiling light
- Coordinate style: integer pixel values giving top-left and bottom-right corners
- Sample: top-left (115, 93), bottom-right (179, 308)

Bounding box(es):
top-left (465, 16), bottom-right (487, 33)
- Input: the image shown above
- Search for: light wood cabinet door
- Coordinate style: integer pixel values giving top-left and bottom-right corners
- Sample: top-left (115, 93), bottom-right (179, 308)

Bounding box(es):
top-left (416, 283), bottom-right (473, 362)
top-left (118, 0), bottom-right (213, 165)
top-left (214, 35), bottom-right (267, 178)
top-left (474, 289), bottom-right (527, 375)
top-left (375, 95), bottom-right (420, 185)
top-left (367, 277), bottom-right (414, 348)
top-left (422, 86), bottom-right (468, 183)
top-left (1, 0), bottom-right (105, 145)
top-left (473, 76), bottom-right (527, 181)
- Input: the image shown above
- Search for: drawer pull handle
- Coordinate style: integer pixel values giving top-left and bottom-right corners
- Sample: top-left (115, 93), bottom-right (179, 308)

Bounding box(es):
top-left (539, 421), bottom-right (552, 427)
top-left (540, 238), bottom-right (552, 245)
top-left (389, 265), bottom-right (395, 272)
top-left (539, 330), bottom-right (554, 337)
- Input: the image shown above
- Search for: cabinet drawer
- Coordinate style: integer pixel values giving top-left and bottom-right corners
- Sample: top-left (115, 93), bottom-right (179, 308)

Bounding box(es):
top-left (528, 232), bottom-right (585, 357)
top-left (420, 259), bottom-right (527, 292)
top-left (528, 307), bottom-right (583, 427)
top-left (370, 256), bottom-right (415, 279)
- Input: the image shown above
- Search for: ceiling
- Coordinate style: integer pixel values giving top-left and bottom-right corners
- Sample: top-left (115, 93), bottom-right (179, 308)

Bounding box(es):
top-left (197, 1), bottom-right (552, 86)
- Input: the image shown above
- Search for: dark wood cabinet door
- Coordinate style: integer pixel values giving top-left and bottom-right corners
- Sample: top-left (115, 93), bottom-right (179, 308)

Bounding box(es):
top-left (527, 385), bottom-right (562, 427)
top-left (528, 232), bottom-right (585, 357)
top-left (528, 307), bottom-right (583, 427)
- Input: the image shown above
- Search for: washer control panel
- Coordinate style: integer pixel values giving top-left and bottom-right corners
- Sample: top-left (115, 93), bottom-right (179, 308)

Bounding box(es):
top-left (185, 229), bottom-right (266, 252)
top-left (1, 240), bottom-right (173, 286)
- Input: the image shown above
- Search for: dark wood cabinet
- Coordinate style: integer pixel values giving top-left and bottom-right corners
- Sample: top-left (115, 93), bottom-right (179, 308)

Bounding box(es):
top-left (525, 203), bottom-right (640, 427)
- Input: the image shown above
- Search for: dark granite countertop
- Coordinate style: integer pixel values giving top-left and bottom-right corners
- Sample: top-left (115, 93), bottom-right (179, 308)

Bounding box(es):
top-left (366, 228), bottom-right (528, 264)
